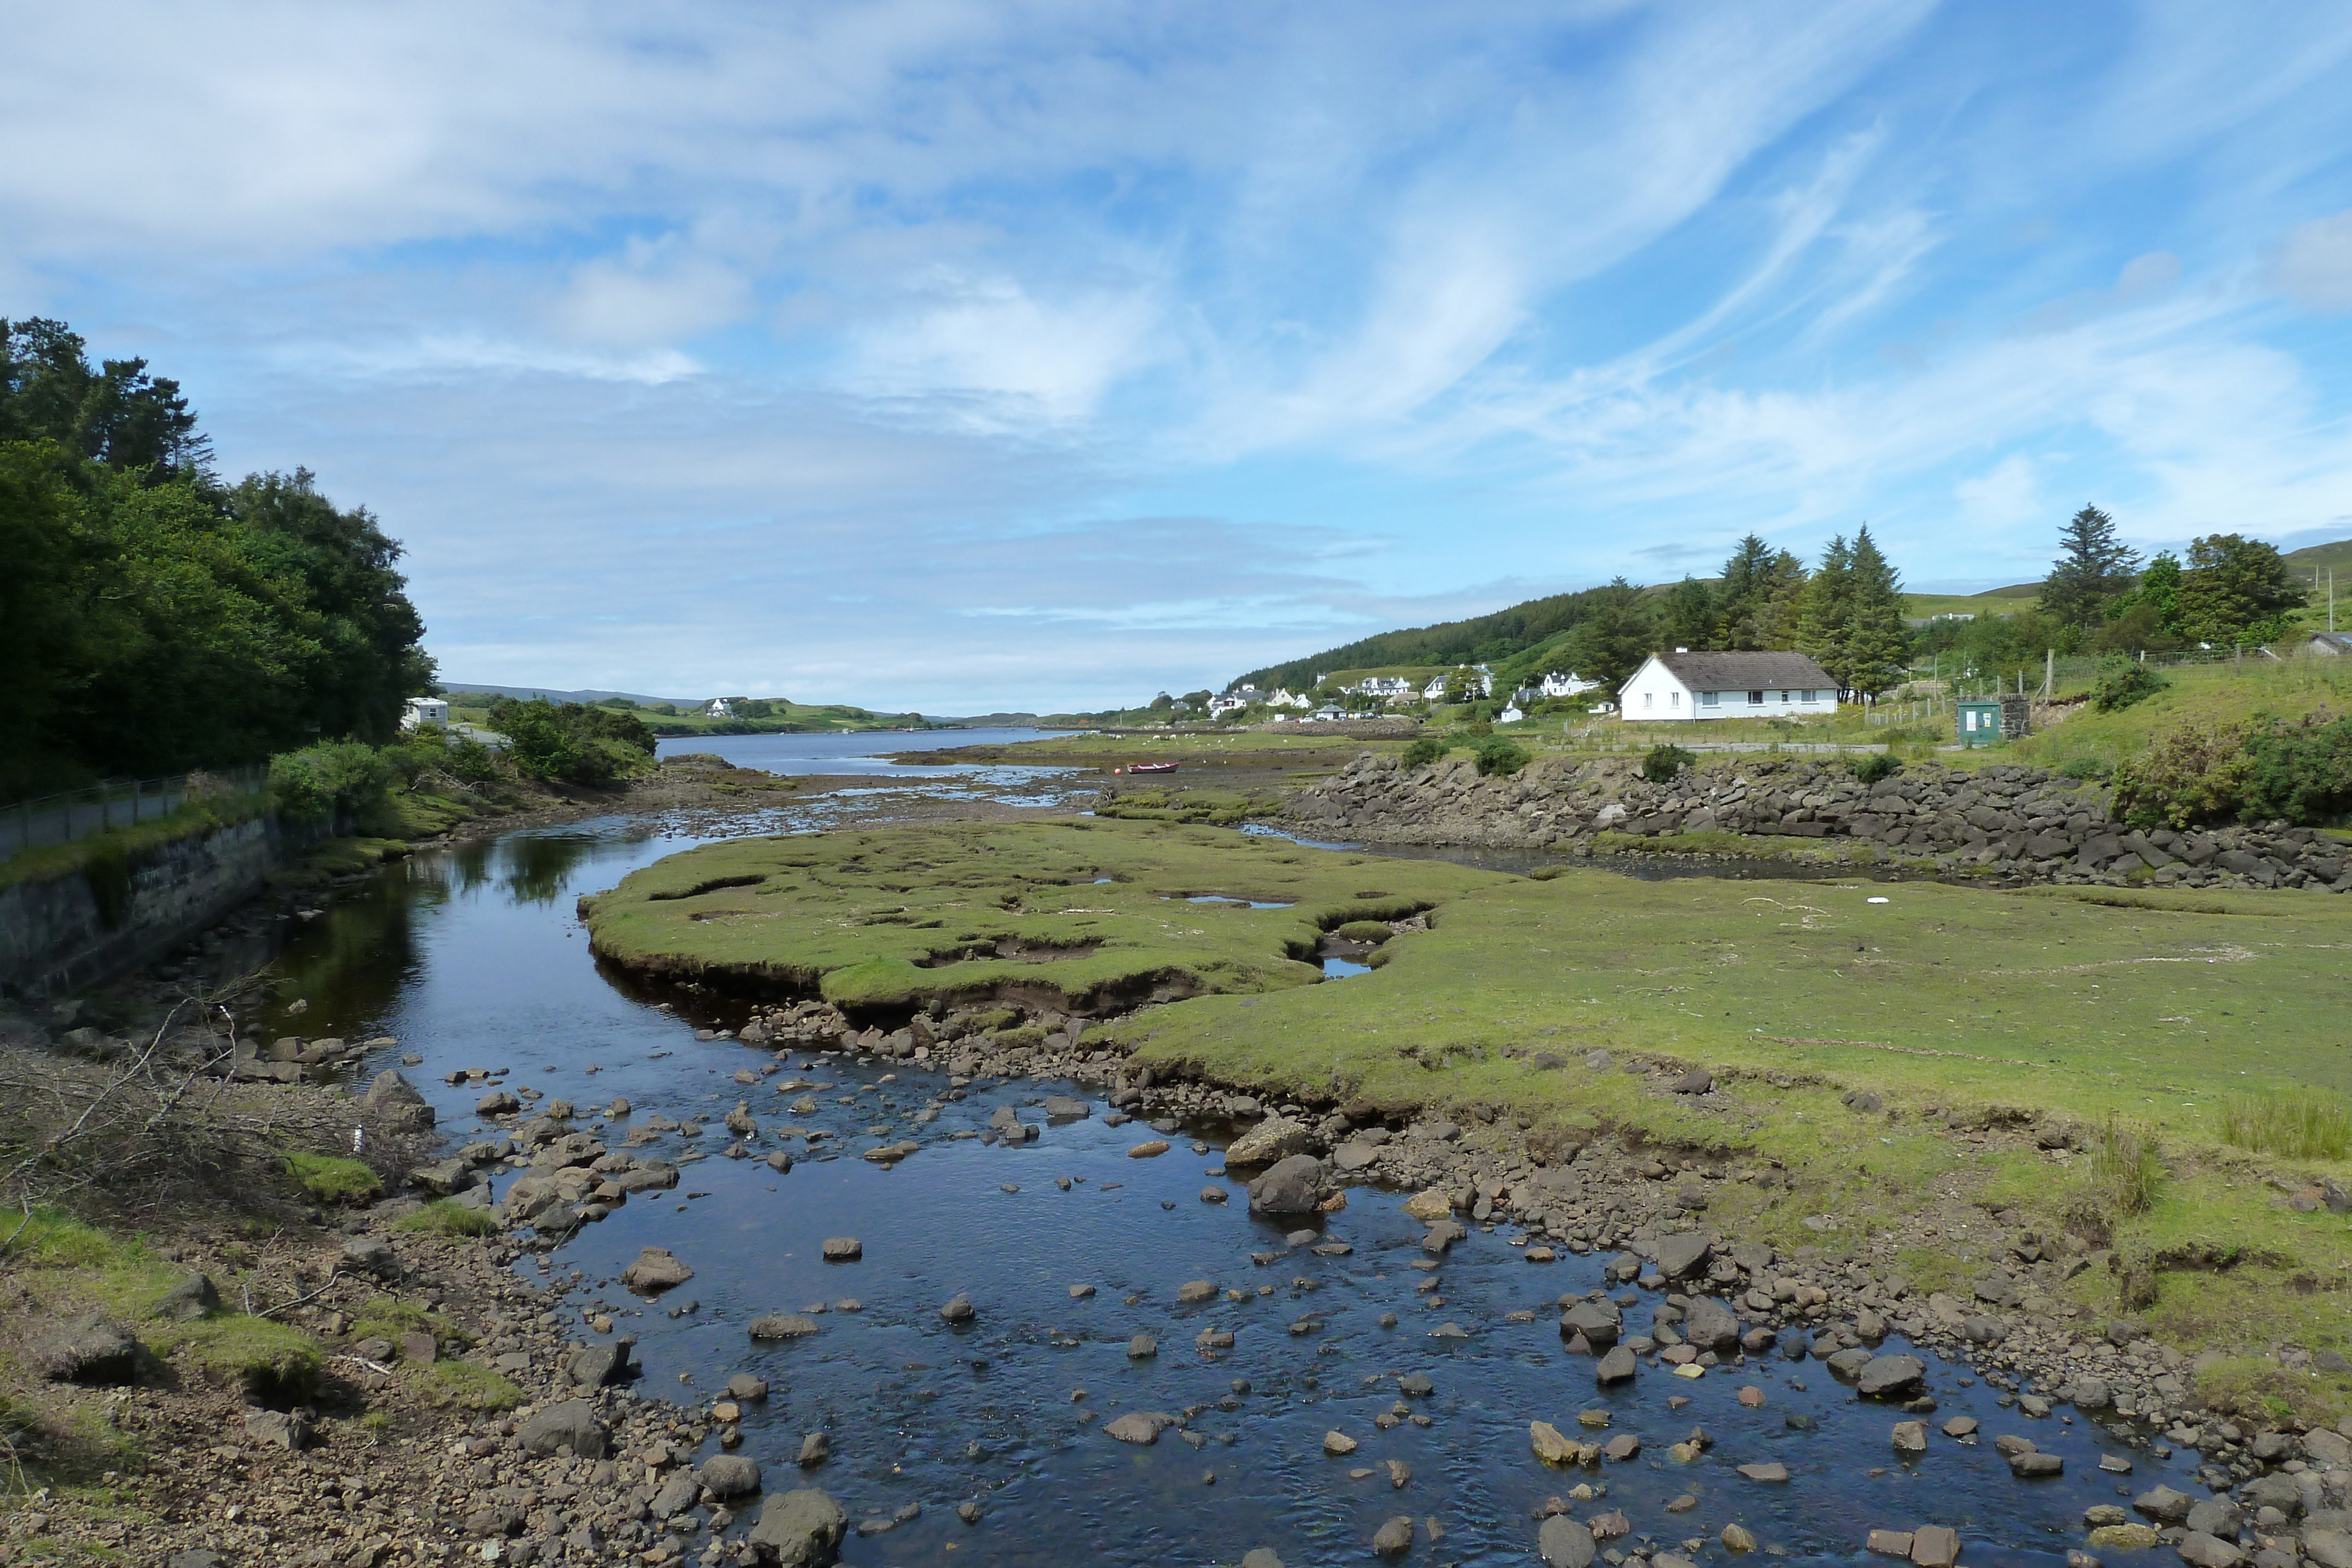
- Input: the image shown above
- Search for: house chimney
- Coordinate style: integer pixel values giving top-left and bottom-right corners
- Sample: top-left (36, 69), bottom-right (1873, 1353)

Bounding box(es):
top-left (1675, 646), bottom-right (1689, 653)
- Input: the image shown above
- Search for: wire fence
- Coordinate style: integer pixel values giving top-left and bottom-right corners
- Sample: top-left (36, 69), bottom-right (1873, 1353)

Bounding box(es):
top-left (1, 764), bottom-right (268, 865)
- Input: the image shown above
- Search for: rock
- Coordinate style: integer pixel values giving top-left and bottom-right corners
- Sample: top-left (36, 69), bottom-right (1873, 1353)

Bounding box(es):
top-left (799, 1432), bottom-right (830, 1467)
top-left (1561, 1300), bottom-right (1621, 1345)
top-left (1672, 1069), bottom-right (1715, 1095)
top-left (1540, 1515), bottom-right (1597, 1568)
top-left (1682, 1295), bottom-right (1739, 1351)
top-left (821, 1238), bottom-right (861, 1262)
top-left (1227, 1115), bottom-right (1314, 1166)
top-left (1595, 1346), bottom-right (1638, 1384)
top-left (1737, 1462), bottom-right (1789, 1482)
top-left (746, 1489), bottom-right (848, 1567)
top-left (2135, 1487), bottom-right (2196, 1523)
top-left (410, 1157), bottom-right (480, 1196)
top-left (31, 1312), bottom-right (141, 1384)
top-left (750, 1315), bottom-right (820, 1340)
top-left (1128, 1335), bottom-right (1158, 1359)
top-left (518, 1399), bottom-right (606, 1459)
top-left (1656, 1232), bottom-right (1712, 1279)
top-left (1402, 1188), bottom-right (1454, 1221)
top-left (1105, 1412), bottom-right (1178, 1445)
top-left (1856, 1355), bottom-right (1927, 1398)
top-left (1043, 1095), bottom-right (1090, 1119)
top-left (2090, 1525), bottom-right (2162, 1551)
top-left (1242, 1552), bottom-right (1284, 1568)
top-left (621, 1246), bottom-right (693, 1293)
top-left (2009, 1450), bottom-right (2063, 1477)
top-left (1373, 1516), bottom-right (1415, 1556)
top-left (363, 1069), bottom-right (435, 1128)
top-left (1129, 1140), bottom-right (1171, 1158)
top-left (2176, 1533), bottom-right (2244, 1568)
top-left (341, 1235), bottom-right (399, 1279)
top-left (169, 1554), bottom-right (229, 1568)
top-left (477, 1089), bottom-right (520, 1115)
top-left (1324, 1430), bottom-right (1358, 1455)
top-left (1200, 1186), bottom-right (1228, 1203)
top-left (650, 1471), bottom-right (701, 1520)
top-left (940, 1295), bottom-right (976, 1322)
top-left (698, 1454), bottom-right (763, 1499)
top-left (2184, 1499), bottom-right (2241, 1539)
top-left (242, 1407), bottom-right (310, 1449)
top-left (1723, 1523), bottom-right (1757, 1552)
top-left (1248, 1154), bottom-right (1324, 1215)
top-left (1892, 1420), bottom-right (1927, 1455)
top-left (147, 1273), bottom-right (220, 1321)
top-left (1531, 1421), bottom-right (1581, 1464)
top-left (1867, 1531), bottom-right (1914, 1557)
top-left (568, 1336), bottom-right (636, 1388)
top-left (729, 1373), bottom-right (770, 1401)
top-left (2304, 1530), bottom-right (2352, 1568)
top-left (1910, 1524), bottom-right (1961, 1567)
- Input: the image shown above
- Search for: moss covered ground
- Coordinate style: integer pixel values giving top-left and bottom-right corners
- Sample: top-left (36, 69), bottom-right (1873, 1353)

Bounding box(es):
top-left (582, 817), bottom-right (1505, 1011)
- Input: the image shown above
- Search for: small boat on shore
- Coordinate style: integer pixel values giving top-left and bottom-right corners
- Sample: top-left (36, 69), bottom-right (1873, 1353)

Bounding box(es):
top-left (1117, 762), bottom-right (1179, 774)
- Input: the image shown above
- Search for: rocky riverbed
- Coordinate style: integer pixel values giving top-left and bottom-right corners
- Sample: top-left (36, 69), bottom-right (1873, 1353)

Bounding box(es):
top-left (1284, 752), bottom-right (2351, 892)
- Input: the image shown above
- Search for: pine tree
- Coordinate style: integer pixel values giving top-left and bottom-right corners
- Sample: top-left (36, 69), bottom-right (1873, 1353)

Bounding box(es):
top-left (1665, 576), bottom-right (1715, 648)
top-left (2037, 504), bottom-right (2140, 638)
top-left (1711, 536), bottom-right (1809, 649)
top-left (1842, 524), bottom-right (1909, 696)
top-left (1795, 534), bottom-right (1853, 687)
top-left (1566, 578), bottom-right (1657, 687)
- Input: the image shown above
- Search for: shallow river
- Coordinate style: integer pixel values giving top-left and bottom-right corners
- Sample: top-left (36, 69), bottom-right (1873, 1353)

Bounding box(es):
top-left (263, 810), bottom-right (2186, 1567)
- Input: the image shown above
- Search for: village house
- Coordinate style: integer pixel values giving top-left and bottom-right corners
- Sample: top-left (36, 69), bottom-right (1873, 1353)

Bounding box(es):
top-left (1617, 649), bottom-right (1838, 722)
top-left (1538, 670), bottom-right (1599, 698)
top-left (1349, 675), bottom-right (1416, 700)
top-left (703, 697), bottom-right (733, 717)
top-left (400, 696), bottom-right (450, 730)
top-left (1421, 664), bottom-right (1493, 701)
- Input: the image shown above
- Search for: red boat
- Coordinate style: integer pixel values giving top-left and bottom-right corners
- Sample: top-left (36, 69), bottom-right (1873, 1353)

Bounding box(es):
top-left (1117, 762), bottom-right (1179, 774)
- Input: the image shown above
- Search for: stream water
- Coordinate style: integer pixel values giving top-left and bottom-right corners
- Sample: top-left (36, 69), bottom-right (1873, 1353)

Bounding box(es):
top-left (259, 807), bottom-right (2186, 1567)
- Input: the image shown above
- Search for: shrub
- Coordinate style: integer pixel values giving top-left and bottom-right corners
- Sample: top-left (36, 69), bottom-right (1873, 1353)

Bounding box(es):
top-left (269, 741), bottom-right (395, 823)
top-left (2111, 722), bottom-right (2256, 830)
top-left (2090, 658), bottom-right (2169, 713)
top-left (1474, 736), bottom-right (1530, 777)
top-left (284, 1151), bottom-right (382, 1205)
top-left (1850, 752), bottom-right (1900, 785)
top-left (1400, 737), bottom-right (1445, 769)
top-left (2241, 713), bottom-right (2352, 826)
top-left (487, 697), bottom-right (656, 785)
top-left (2059, 756), bottom-right (2111, 781)
top-left (2217, 1093), bottom-right (2352, 1161)
top-left (2087, 1114), bottom-right (2162, 1218)
top-left (1641, 744), bottom-right (1696, 784)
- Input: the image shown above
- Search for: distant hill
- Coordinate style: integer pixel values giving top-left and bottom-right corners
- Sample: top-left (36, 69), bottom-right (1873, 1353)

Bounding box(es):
top-left (442, 681), bottom-right (697, 707)
top-left (1231, 582), bottom-right (1633, 695)
top-left (2284, 537), bottom-right (2352, 578)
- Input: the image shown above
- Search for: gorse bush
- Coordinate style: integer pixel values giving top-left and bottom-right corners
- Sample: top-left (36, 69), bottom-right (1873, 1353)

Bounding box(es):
top-left (2217, 1093), bottom-right (2352, 1161)
top-left (269, 741), bottom-right (395, 823)
top-left (487, 697), bottom-right (657, 785)
top-left (2113, 710), bottom-right (2352, 829)
top-left (1474, 735), bottom-right (1530, 778)
top-left (2112, 722), bottom-right (2256, 830)
top-left (1400, 737), bottom-right (1445, 769)
top-left (2240, 713), bottom-right (2352, 825)
top-left (1641, 744), bottom-right (1696, 784)
top-left (2090, 658), bottom-right (2168, 713)
top-left (1850, 752), bottom-right (1900, 785)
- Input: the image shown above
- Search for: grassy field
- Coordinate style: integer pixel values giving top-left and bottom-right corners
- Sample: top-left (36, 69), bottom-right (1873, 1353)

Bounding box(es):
top-left (581, 817), bottom-right (1505, 1011)
top-left (924, 730), bottom-right (1398, 771)
top-left (2010, 656), bottom-right (2352, 775)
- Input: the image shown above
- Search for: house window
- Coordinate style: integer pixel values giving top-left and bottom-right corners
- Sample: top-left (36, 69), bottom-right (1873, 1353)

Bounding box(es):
top-left (1643, 692), bottom-right (1653, 710)
top-left (1671, 691), bottom-right (1681, 708)
top-left (1747, 690), bottom-right (1763, 706)
top-left (1700, 690), bottom-right (1719, 707)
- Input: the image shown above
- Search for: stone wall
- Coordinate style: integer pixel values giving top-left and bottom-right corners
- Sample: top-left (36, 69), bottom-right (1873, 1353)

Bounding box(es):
top-left (0, 813), bottom-right (302, 995)
top-left (1285, 751), bottom-right (2351, 891)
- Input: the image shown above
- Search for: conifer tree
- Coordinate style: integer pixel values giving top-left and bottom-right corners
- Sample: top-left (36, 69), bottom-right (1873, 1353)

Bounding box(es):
top-left (1842, 524), bottom-right (1909, 696)
top-left (1795, 534), bottom-right (1853, 687)
top-left (2037, 504), bottom-right (2140, 640)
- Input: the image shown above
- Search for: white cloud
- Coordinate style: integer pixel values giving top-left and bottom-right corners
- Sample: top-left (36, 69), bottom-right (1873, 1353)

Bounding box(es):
top-left (1955, 454), bottom-right (2040, 529)
top-left (846, 273), bottom-right (1165, 425)
top-left (2272, 210), bottom-right (2352, 313)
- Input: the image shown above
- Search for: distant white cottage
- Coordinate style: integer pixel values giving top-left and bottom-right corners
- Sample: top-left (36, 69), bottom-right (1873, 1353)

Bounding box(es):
top-left (1268, 688), bottom-right (1312, 710)
top-left (703, 698), bottom-right (733, 717)
top-left (1538, 671), bottom-right (1599, 698)
top-left (1618, 650), bottom-right (1838, 722)
top-left (1350, 675), bottom-right (1415, 700)
top-left (401, 696), bottom-right (450, 730)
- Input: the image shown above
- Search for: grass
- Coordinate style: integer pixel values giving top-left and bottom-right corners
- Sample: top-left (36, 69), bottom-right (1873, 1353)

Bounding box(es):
top-left (283, 1150), bottom-right (383, 1205)
top-left (394, 1200), bottom-right (498, 1237)
top-left (415, 1360), bottom-right (523, 1411)
top-left (2010, 658), bottom-right (2352, 777)
top-left (1091, 785), bottom-right (1289, 827)
top-left (582, 817), bottom-right (1506, 1012)
top-left (2083, 1114), bottom-right (2165, 1222)
top-left (937, 730), bottom-right (1399, 770)
top-left (2219, 1094), bottom-right (2352, 1160)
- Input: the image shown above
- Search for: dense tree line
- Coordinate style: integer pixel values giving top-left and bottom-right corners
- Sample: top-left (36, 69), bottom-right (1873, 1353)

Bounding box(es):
top-left (1, 319), bottom-right (433, 797)
top-left (2030, 505), bottom-right (2305, 654)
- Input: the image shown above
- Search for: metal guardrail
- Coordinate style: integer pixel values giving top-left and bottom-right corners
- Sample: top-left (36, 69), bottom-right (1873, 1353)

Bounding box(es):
top-left (1, 764), bottom-right (268, 864)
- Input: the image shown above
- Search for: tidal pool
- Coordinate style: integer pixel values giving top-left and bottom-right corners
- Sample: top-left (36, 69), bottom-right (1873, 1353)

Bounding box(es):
top-left (263, 814), bottom-right (2189, 1567)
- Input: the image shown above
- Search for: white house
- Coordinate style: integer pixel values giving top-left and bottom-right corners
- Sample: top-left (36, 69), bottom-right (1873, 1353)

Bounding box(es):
top-left (1268, 687), bottom-right (1312, 710)
top-left (1422, 664), bottom-right (1493, 701)
top-left (1207, 693), bottom-right (1250, 718)
top-left (1618, 650), bottom-right (1838, 723)
top-left (1308, 705), bottom-right (1347, 722)
top-left (401, 696), bottom-right (450, 730)
top-left (1351, 675), bottom-right (1415, 700)
top-left (703, 697), bottom-right (734, 717)
top-left (1498, 704), bottom-right (1525, 724)
top-left (1538, 670), bottom-right (1599, 698)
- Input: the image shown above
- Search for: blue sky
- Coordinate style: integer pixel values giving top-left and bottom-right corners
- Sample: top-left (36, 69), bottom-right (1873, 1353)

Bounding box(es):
top-left (8, 2), bottom-right (2351, 713)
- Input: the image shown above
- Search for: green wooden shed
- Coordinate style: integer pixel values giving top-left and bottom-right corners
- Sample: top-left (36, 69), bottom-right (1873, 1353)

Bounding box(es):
top-left (1956, 698), bottom-right (2004, 747)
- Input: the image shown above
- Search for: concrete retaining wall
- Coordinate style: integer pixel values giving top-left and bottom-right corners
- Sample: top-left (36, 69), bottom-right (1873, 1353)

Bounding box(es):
top-left (0, 813), bottom-right (298, 995)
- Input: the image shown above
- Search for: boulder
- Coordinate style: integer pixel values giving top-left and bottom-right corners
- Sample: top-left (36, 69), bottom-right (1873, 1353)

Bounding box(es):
top-left (2134, 1487), bottom-right (2196, 1523)
top-left (242, 1407), bottom-right (310, 1450)
top-left (1856, 1355), bottom-right (1927, 1398)
top-left (2176, 1533), bottom-right (2244, 1568)
top-left (1682, 1295), bottom-right (1740, 1352)
top-left (1248, 1154), bottom-right (1324, 1216)
top-left (1042, 1096), bottom-right (1090, 1120)
top-left (1227, 1115), bottom-right (1314, 1166)
top-left (940, 1295), bottom-right (976, 1323)
top-left (1540, 1516), bottom-right (1597, 1568)
top-left (750, 1315), bottom-right (821, 1340)
top-left (1373, 1517), bottom-right (1415, 1557)
top-left (1595, 1346), bottom-right (1638, 1384)
top-left (1656, 1232), bottom-right (1712, 1280)
top-left (341, 1235), bottom-right (400, 1279)
top-left (650, 1471), bottom-right (701, 1520)
top-left (476, 1089), bottom-right (520, 1116)
top-left (567, 1336), bottom-right (636, 1388)
top-left (1402, 1188), bottom-right (1454, 1221)
top-left (1105, 1411), bottom-right (1178, 1445)
top-left (622, 1246), bottom-right (694, 1293)
top-left (1560, 1300), bottom-right (1622, 1346)
top-left (747, 1489), bottom-right (848, 1567)
top-left (697, 1453), bottom-right (762, 1500)
top-left (146, 1273), bottom-right (220, 1322)
top-left (1910, 1525), bottom-right (1961, 1566)
top-left (363, 1069), bottom-right (435, 1128)
top-left (518, 1399), bottom-right (606, 1459)
top-left (821, 1238), bottom-right (861, 1262)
